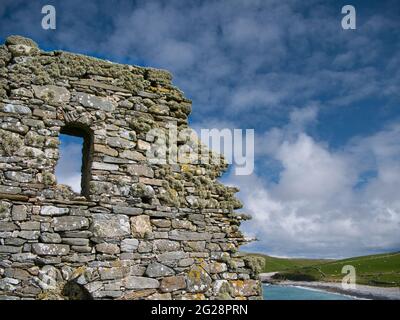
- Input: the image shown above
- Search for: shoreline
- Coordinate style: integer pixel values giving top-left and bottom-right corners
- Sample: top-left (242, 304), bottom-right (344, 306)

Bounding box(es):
top-left (260, 273), bottom-right (400, 300)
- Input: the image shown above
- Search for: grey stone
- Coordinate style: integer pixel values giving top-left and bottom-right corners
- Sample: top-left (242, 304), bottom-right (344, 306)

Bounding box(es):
top-left (32, 243), bottom-right (70, 256)
top-left (0, 201), bottom-right (11, 220)
top-left (99, 267), bottom-right (124, 280)
top-left (121, 239), bottom-right (139, 252)
top-left (52, 216), bottom-right (89, 231)
top-left (61, 231), bottom-right (93, 238)
top-left (119, 150), bottom-right (146, 161)
top-left (157, 251), bottom-right (188, 263)
top-left (1, 104), bottom-right (32, 115)
top-left (62, 238), bottom-right (89, 246)
top-left (75, 92), bottom-right (116, 112)
top-left (10, 253), bottom-right (36, 262)
top-left (124, 276), bottom-right (159, 290)
top-left (40, 206), bottom-right (69, 216)
top-left (32, 85), bottom-right (71, 104)
top-left (0, 186), bottom-right (22, 195)
top-left (5, 238), bottom-right (26, 246)
top-left (106, 137), bottom-right (135, 149)
top-left (96, 243), bottom-right (120, 255)
top-left (112, 206), bottom-right (143, 215)
top-left (153, 239), bottom-right (180, 252)
top-left (11, 205), bottom-right (28, 221)
top-left (178, 258), bottom-right (195, 267)
top-left (0, 222), bottom-right (18, 231)
top-left (91, 214), bottom-right (130, 238)
top-left (71, 246), bottom-right (92, 253)
top-left (92, 162), bottom-right (119, 171)
top-left (168, 230), bottom-right (212, 241)
top-left (17, 230), bottom-right (40, 240)
top-left (151, 219), bottom-right (172, 228)
top-left (0, 245), bottom-right (21, 254)
top-left (145, 262), bottom-right (175, 277)
top-left (40, 232), bottom-right (62, 243)
top-left (138, 241), bottom-right (152, 253)
top-left (127, 164), bottom-right (154, 178)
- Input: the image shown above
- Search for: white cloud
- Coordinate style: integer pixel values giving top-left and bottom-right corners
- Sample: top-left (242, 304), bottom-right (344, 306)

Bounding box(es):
top-left (55, 141), bottom-right (82, 193)
top-left (229, 108), bottom-right (400, 258)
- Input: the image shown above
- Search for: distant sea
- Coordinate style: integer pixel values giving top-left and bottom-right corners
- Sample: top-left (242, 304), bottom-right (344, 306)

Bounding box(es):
top-left (263, 284), bottom-right (356, 300)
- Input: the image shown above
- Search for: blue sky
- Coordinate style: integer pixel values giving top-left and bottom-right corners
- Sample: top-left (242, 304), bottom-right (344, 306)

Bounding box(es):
top-left (2, 0), bottom-right (399, 258)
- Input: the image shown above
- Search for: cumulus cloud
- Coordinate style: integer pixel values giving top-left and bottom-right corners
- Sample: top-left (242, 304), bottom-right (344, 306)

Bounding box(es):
top-left (228, 108), bottom-right (400, 257)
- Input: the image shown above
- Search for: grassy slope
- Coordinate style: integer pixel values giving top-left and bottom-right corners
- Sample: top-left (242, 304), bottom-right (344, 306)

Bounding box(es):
top-left (247, 253), bottom-right (330, 273)
top-left (271, 251), bottom-right (400, 287)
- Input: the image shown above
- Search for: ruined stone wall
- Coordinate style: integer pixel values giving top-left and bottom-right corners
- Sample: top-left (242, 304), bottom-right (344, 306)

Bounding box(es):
top-left (0, 36), bottom-right (262, 300)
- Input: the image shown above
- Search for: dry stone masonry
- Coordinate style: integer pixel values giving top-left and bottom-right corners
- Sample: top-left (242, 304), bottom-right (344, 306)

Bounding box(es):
top-left (0, 36), bottom-right (263, 300)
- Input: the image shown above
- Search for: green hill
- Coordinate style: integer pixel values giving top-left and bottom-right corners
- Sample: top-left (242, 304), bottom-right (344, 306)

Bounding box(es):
top-left (247, 253), bottom-right (331, 273)
top-left (270, 251), bottom-right (400, 287)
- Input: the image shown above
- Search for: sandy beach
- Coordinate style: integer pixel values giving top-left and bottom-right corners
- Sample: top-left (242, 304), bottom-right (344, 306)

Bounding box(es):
top-left (260, 273), bottom-right (400, 300)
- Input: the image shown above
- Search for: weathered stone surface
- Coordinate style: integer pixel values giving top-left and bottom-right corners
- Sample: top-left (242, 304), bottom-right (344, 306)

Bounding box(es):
top-left (0, 245), bottom-right (22, 254)
top-left (62, 238), bottom-right (89, 246)
top-left (40, 232), bottom-right (62, 243)
top-left (96, 243), bottom-right (120, 255)
top-left (32, 85), bottom-right (71, 104)
top-left (94, 144), bottom-right (118, 157)
top-left (231, 280), bottom-right (261, 297)
top-left (130, 215), bottom-right (152, 238)
top-left (124, 276), bottom-right (159, 290)
top-left (169, 230), bottom-right (212, 241)
top-left (186, 265), bottom-right (212, 293)
top-left (106, 137), bottom-right (135, 149)
top-left (209, 262), bottom-right (228, 274)
top-left (0, 186), bottom-right (22, 194)
top-left (0, 201), bottom-right (12, 220)
top-left (157, 251), bottom-right (188, 263)
top-left (0, 221), bottom-right (18, 231)
top-left (52, 216), bottom-right (89, 231)
top-left (91, 214), bottom-right (130, 238)
top-left (127, 164), bottom-right (154, 178)
top-left (92, 162), bottom-right (119, 171)
top-left (151, 219), bottom-right (171, 228)
top-left (145, 262), bottom-right (175, 278)
top-left (17, 230), bottom-right (40, 240)
top-left (99, 267), bottom-right (124, 280)
top-left (121, 239), bottom-right (139, 252)
top-left (61, 231), bottom-right (93, 238)
top-left (11, 205), bottom-right (28, 220)
top-left (75, 92), bottom-right (116, 112)
top-left (40, 206), bottom-right (69, 216)
top-left (153, 239), bottom-right (180, 252)
top-left (1, 104), bottom-right (32, 115)
top-left (32, 243), bottom-right (70, 256)
top-left (118, 289), bottom-right (156, 300)
top-left (20, 221), bottom-right (40, 230)
top-left (160, 276), bottom-right (186, 292)
top-left (113, 206), bottom-right (143, 215)
top-left (178, 258), bottom-right (195, 267)
top-left (119, 150), bottom-right (146, 161)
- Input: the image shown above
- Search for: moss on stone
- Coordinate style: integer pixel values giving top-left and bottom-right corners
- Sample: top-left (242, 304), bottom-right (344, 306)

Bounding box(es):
top-left (0, 129), bottom-right (23, 156)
